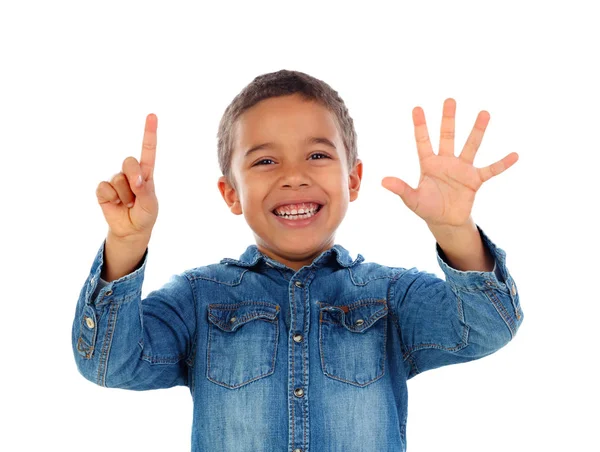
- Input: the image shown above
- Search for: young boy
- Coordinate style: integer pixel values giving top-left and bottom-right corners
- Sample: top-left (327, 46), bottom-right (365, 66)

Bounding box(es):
top-left (72, 69), bottom-right (523, 452)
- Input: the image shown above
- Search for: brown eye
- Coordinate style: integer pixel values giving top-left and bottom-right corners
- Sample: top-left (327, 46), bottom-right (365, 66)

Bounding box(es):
top-left (310, 153), bottom-right (330, 160)
top-left (254, 158), bottom-right (275, 166)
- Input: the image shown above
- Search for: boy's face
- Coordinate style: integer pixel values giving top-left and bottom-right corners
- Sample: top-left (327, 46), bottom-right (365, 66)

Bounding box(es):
top-left (218, 93), bottom-right (362, 271)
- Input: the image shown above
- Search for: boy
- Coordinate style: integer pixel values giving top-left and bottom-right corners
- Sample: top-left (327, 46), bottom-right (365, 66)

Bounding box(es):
top-left (72, 69), bottom-right (523, 451)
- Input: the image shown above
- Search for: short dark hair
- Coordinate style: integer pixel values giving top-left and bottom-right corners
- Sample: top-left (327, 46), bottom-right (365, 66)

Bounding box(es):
top-left (216, 69), bottom-right (358, 183)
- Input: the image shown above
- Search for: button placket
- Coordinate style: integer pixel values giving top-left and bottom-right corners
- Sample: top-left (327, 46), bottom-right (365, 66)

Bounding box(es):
top-left (290, 277), bottom-right (309, 452)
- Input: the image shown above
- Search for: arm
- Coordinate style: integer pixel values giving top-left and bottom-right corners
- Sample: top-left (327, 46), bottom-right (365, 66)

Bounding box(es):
top-left (72, 239), bottom-right (196, 390)
top-left (380, 99), bottom-right (523, 377)
top-left (73, 113), bottom-right (198, 389)
top-left (391, 225), bottom-right (522, 378)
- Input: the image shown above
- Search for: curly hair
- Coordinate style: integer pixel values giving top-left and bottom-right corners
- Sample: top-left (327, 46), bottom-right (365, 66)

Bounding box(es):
top-left (216, 69), bottom-right (358, 184)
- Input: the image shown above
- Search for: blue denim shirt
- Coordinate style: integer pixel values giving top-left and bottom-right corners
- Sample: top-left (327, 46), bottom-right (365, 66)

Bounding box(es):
top-left (72, 225), bottom-right (523, 452)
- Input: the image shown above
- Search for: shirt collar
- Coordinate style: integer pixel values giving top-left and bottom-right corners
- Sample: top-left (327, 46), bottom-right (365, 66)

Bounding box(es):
top-left (220, 244), bottom-right (364, 270)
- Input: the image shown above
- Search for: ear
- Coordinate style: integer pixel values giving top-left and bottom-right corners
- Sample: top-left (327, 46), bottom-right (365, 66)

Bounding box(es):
top-left (218, 176), bottom-right (243, 215)
top-left (348, 159), bottom-right (363, 202)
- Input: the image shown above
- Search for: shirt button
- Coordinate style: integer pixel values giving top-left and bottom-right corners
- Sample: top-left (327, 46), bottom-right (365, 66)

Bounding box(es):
top-left (294, 449), bottom-right (303, 452)
top-left (511, 282), bottom-right (517, 296)
top-left (355, 319), bottom-right (364, 326)
top-left (230, 317), bottom-right (237, 323)
top-left (293, 333), bottom-right (303, 343)
top-left (85, 316), bottom-right (95, 329)
top-left (294, 388), bottom-right (304, 397)
top-left (294, 281), bottom-right (304, 288)
top-left (105, 290), bottom-right (113, 296)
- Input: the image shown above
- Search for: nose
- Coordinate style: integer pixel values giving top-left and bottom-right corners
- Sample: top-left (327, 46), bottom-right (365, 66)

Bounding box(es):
top-left (280, 162), bottom-right (310, 189)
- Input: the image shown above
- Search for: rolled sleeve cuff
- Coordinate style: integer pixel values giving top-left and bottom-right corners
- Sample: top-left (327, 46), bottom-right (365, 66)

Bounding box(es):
top-left (435, 224), bottom-right (517, 297)
top-left (85, 239), bottom-right (148, 305)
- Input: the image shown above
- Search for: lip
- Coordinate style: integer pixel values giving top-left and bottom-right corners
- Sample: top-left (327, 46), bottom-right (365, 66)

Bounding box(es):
top-left (271, 204), bottom-right (324, 228)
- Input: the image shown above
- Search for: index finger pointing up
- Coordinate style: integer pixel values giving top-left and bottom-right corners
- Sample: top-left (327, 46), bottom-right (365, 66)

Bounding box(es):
top-left (141, 113), bottom-right (158, 179)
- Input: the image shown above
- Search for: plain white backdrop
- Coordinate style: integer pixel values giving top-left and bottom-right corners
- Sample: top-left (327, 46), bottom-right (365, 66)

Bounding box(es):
top-left (1, 1), bottom-right (598, 451)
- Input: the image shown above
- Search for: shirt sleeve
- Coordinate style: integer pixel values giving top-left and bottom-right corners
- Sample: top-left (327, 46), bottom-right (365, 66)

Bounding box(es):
top-left (391, 224), bottom-right (523, 379)
top-left (72, 239), bottom-right (197, 390)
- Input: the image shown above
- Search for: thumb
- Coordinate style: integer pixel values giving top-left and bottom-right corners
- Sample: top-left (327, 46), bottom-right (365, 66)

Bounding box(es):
top-left (381, 177), bottom-right (419, 213)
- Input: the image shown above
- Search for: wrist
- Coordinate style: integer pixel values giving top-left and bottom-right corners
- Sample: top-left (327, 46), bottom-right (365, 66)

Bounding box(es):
top-left (102, 233), bottom-right (149, 282)
top-left (427, 218), bottom-right (494, 272)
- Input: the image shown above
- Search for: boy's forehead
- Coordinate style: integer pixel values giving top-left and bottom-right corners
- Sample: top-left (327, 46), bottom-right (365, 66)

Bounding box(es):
top-left (233, 95), bottom-right (343, 153)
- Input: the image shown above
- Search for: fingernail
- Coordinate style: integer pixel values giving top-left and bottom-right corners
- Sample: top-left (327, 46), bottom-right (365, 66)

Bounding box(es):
top-left (127, 202), bottom-right (134, 208)
top-left (112, 199), bottom-right (121, 204)
top-left (136, 175), bottom-right (143, 187)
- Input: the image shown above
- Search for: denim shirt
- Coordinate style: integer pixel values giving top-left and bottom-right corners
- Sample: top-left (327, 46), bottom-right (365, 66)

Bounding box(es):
top-left (72, 225), bottom-right (523, 452)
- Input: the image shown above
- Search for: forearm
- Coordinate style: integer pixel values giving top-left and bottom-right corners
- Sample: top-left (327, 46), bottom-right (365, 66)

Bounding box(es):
top-left (73, 241), bottom-right (193, 390)
top-left (427, 216), bottom-right (495, 272)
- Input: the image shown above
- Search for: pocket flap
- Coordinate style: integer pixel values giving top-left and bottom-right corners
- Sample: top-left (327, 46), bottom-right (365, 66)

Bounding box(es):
top-left (208, 301), bottom-right (280, 332)
top-left (320, 299), bottom-right (388, 333)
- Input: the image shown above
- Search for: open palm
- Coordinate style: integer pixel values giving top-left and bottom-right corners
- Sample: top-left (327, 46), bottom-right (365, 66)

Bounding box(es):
top-left (382, 98), bottom-right (518, 227)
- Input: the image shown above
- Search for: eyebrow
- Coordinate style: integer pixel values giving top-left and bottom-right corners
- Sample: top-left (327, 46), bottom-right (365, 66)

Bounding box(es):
top-left (244, 136), bottom-right (337, 157)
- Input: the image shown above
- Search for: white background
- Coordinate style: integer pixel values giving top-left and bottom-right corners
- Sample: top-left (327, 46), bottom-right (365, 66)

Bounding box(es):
top-left (1, 1), bottom-right (598, 451)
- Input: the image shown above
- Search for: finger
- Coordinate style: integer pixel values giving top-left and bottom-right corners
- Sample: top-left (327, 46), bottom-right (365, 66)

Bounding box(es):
top-left (381, 177), bottom-right (419, 213)
top-left (478, 152), bottom-right (519, 183)
top-left (122, 156), bottom-right (144, 192)
top-left (96, 181), bottom-right (122, 205)
top-left (412, 106), bottom-right (434, 162)
top-left (122, 155), bottom-right (158, 216)
top-left (439, 98), bottom-right (456, 157)
top-left (140, 113), bottom-right (158, 180)
top-left (110, 172), bottom-right (136, 208)
top-left (459, 110), bottom-right (490, 164)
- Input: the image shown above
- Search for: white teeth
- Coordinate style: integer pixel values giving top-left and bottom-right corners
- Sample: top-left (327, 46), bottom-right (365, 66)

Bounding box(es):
top-left (274, 206), bottom-right (320, 220)
top-left (274, 203), bottom-right (320, 217)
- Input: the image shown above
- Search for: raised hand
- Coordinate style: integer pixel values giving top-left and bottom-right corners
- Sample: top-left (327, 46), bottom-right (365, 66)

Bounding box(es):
top-left (96, 114), bottom-right (159, 241)
top-left (381, 98), bottom-right (518, 227)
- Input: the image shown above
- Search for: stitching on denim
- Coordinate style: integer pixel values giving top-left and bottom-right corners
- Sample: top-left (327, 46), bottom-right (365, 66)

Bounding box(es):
top-left (317, 298), bottom-right (386, 311)
top-left (318, 299), bottom-right (387, 333)
top-left (78, 310), bottom-right (97, 358)
top-left (187, 268), bottom-right (248, 286)
top-left (97, 303), bottom-right (119, 387)
top-left (302, 274), bottom-right (308, 449)
top-left (400, 279), bottom-right (470, 357)
top-left (348, 266), bottom-right (394, 286)
top-left (206, 316), bottom-right (278, 389)
top-left (484, 289), bottom-right (515, 338)
top-left (209, 312), bottom-right (278, 331)
top-left (388, 275), bottom-right (419, 378)
top-left (77, 337), bottom-right (93, 359)
top-left (403, 335), bottom-right (469, 355)
top-left (141, 353), bottom-right (186, 364)
top-left (318, 303), bottom-right (387, 387)
top-left (208, 300), bottom-right (279, 310)
top-left (291, 281), bottom-right (295, 449)
top-left (185, 274), bottom-right (198, 368)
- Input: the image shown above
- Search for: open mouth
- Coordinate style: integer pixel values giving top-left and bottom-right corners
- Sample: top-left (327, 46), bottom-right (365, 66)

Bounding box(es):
top-left (271, 203), bottom-right (323, 221)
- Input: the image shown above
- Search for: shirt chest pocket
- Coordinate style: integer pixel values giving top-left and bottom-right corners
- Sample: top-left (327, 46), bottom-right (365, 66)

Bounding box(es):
top-left (207, 301), bottom-right (280, 389)
top-left (319, 299), bottom-right (388, 387)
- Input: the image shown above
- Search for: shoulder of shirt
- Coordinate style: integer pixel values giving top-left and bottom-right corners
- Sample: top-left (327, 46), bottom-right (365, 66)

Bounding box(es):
top-left (338, 259), bottom-right (419, 285)
top-left (181, 262), bottom-right (249, 286)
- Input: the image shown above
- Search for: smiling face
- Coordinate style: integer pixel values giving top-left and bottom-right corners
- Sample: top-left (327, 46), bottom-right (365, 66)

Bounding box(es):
top-left (218, 93), bottom-right (362, 271)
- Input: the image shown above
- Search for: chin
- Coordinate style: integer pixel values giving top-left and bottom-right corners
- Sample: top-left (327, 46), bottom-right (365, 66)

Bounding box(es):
top-left (277, 238), bottom-right (332, 258)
